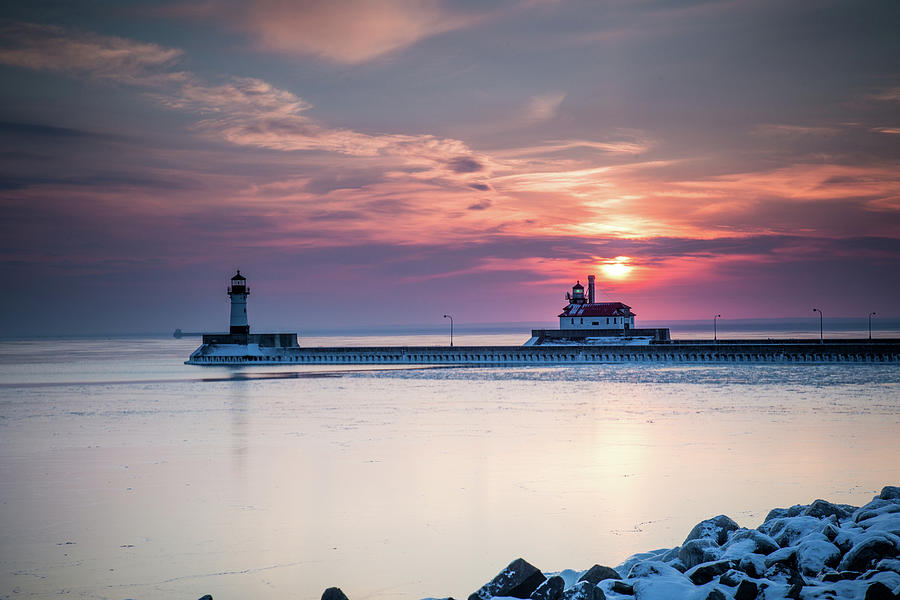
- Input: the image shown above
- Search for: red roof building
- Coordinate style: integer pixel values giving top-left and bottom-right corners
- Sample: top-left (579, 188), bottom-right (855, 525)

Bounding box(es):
top-left (558, 277), bottom-right (636, 330)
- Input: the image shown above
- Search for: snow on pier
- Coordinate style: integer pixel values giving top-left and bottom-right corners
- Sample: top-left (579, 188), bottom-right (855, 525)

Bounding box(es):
top-left (186, 340), bottom-right (900, 365)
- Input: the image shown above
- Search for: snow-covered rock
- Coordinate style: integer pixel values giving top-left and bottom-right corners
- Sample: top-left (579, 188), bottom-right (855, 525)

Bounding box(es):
top-left (469, 558), bottom-right (546, 600)
top-left (683, 515), bottom-right (739, 546)
top-left (432, 486), bottom-right (900, 600)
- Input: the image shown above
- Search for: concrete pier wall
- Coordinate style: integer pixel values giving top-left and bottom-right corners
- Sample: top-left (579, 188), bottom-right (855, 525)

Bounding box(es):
top-left (187, 340), bottom-right (900, 365)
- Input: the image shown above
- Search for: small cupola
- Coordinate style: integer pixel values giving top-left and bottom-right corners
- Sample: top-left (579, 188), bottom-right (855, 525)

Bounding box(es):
top-left (572, 281), bottom-right (585, 304)
top-left (229, 270), bottom-right (248, 294)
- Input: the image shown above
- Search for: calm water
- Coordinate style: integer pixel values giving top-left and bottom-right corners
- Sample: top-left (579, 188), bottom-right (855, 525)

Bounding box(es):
top-left (0, 335), bottom-right (898, 600)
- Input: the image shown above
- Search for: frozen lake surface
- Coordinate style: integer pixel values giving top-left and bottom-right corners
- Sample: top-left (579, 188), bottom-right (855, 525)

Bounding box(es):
top-left (0, 336), bottom-right (898, 599)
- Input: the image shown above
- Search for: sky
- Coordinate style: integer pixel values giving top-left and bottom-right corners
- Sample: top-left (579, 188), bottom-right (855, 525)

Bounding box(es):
top-left (1, 0), bottom-right (898, 336)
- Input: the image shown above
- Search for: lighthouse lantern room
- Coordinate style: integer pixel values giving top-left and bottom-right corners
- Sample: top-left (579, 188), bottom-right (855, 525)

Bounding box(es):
top-left (227, 270), bottom-right (250, 334)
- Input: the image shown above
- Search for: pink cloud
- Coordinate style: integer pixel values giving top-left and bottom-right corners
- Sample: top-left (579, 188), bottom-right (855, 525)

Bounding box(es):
top-left (0, 21), bottom-right (185, 85)
top-left (222, 0), bottom-right (479, 64)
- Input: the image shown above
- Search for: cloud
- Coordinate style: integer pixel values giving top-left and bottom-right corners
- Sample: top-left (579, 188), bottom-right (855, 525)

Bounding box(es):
top-left (752, 124), bottom-right (841, 137)
top-left (192, 0), bottom-right (479, 64)
top-left (447, 156), bottom-right (484, 173)
top-left (0, 21), bottom-right (185, 85)
top-left (0, 22), bottom-right (490, 186)
top-left (525, 91), bottom-right (566, 120)
top-left (870, 86), bottom-right (900, 102)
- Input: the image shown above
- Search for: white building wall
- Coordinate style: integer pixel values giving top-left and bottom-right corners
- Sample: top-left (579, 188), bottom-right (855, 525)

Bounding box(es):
top-left (559, 316), bottom-right (634, 330)
top-left (230, 294), bottom-right (248, 328)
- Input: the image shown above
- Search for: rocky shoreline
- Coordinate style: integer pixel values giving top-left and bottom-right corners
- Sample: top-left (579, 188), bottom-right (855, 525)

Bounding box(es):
top-left (319, 486), bottom-right (899, 600)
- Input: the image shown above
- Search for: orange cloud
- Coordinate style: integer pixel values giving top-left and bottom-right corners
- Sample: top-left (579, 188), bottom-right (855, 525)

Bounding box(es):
top-left (236, 0), bottom-right (478, 64)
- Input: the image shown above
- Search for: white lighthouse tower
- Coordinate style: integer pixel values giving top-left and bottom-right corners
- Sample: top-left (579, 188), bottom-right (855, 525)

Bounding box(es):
top-left (228, 270), bottom-right (250, 334)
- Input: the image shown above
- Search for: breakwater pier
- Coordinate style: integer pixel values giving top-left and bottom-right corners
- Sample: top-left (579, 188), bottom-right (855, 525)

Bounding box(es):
top-left (187, 338), bottom-right (900, 365)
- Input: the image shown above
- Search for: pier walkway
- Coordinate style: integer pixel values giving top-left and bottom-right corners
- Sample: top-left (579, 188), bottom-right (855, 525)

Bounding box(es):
top-left (187, 339), bottom-right (900, 365)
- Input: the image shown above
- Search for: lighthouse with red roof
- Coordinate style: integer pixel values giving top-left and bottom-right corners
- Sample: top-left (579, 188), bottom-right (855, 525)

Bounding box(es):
top-left (558, 274), bottom-right (635, 331)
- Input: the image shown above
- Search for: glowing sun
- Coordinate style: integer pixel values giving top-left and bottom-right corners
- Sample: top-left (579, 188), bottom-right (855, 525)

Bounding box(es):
top-left (600, 256), bottom-right (633, 279)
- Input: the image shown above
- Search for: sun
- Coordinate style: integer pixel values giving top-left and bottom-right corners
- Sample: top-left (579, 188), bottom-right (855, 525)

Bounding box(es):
top-left (599, 256), bottom-right (633, 279)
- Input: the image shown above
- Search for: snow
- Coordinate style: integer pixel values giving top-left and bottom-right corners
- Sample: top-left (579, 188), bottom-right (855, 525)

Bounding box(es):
top-left (472, 488), bottom-right (900, 600)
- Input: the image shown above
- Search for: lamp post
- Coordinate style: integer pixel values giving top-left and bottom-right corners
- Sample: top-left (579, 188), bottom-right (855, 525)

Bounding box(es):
top-left (813, 308), bottom-right (823, 343)
top-left (443, 314), bottom-right (454, 347)
top-left (714, 314), bottom-right (721, 343)
top-left (868, 312), bottom-right (876, 340)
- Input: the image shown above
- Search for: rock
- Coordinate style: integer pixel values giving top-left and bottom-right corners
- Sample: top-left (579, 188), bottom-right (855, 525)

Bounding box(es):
top-left (198, 596), bottom-right (213, 600)
top-left (626, 560), bottom-right (684, 579)
top-left (610, 581), bottom-right (633, 595)
top-left (577, 565), bottom-right (620, 585)
top-left (719, 569), bottom-right (744, 587)
top-left (530, 575), bottom-right (564, 600)
top-left (855, 500), bottom-right (900, 524)
top-left (734, 579), bottom-right (758, 600)
top-left (762, 516), bottom-right (826, 547)
top-left (322, 589), bottom-right (349, 600)
top-left (658, 547), bottom-right (680, 562)
top-left (838, 534), bottom-right (900, 572)
top-left (796, 539), bottom-right (841, 576)
top-left (764, 507), bottom-right (790, 522)
top-left (865, 581), bottom-right (899, 600)
top-left (786, 581), bottom-right (803, 600)
top-left (705, 589), bottom-right (727, 600)
top-left (879, 487), bottom-right (900, 501)
top-left (684, 515), bottom-right (739, 546)
top-left (764, 546), bottom-right (797, 569)
top-left (803, 499), bottom-right (855, 521)
top-left (823, 523), bottom-right (840, 542)
top-left (877, 558), bottom-right (900, 576)
top-left (679, 538), bottom-right (721, 569)
top-left (615, 550), bottom-right (669, 578)
top-left (738, 554), bottom-right (766, 579)
top-left (560, 581), bottom-right (604, 600)
top-left (724, 529), bottom-right (779, 557)
top-left (469, 558), bottom-right (546, 600)
top-left (685, 559), bottom-right (735, 585)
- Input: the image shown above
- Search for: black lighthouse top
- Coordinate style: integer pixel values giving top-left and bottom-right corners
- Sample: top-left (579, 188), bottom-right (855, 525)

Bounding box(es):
top-left (228, 270), bottom-right (249, 295)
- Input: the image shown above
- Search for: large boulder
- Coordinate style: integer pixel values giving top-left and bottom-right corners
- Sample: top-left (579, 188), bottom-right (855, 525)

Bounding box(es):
top-left (561, 581), bottom-right (604, 600)
top-left (469, 558), bottom-right (546, 600)
top-left (626, 560), bottom-right (684, 580)
top-left (854, 500), bottom-right (900, 525)
top-left (723, 529), bottom-right (779, 557)
top-left (761, 516), bottom-right (826, 547)
top-left (738, 554), bottom-right (766, 578)
top-left (879, 487), bottom-right (900, 501)
top-left (865, 581), bottom-right (899, 600)
top-left (577, 565), bottom-right (620, 585)
top-left (685, 559), bottom-right (735, 585)
top-left (679, 538), bottom-right (721, 569)
top-left (530, 575), bottom-right (564, 600)
top-left (733, 579), bottom-right (758, 600)
top-left (322, 589), bottom-right (349, 600)
top-left (795, 539), bottom-right (841, 576)
top-left (838, 534), bottom-right (900, 572)
top-left (684, 515), bottom-right (740, 546)
top-left (803, 499), bottom-right (855, 521)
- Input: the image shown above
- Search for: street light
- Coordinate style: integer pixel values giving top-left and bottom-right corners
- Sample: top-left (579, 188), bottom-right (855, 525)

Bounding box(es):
top-left (443, 314), bottom-right (454, 347)
top-left (714, 314), bottom-right (722, 343)
top-left (868, 312), bottom-right (876, 340)
top-left (812, 308), bottom-right (823, 343)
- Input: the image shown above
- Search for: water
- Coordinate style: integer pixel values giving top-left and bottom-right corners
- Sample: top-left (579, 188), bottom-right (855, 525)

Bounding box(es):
top-left (0, 335), bottom-right (898, 600)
